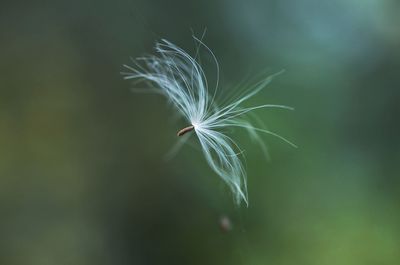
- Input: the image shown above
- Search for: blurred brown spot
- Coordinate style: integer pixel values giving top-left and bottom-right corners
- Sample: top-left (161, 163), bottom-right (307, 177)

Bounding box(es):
top-left (219, 215), bottom-right (233, 232)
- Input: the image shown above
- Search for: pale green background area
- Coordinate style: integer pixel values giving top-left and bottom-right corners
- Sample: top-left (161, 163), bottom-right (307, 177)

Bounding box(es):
top-left (1, 0), bottom-right (399, 264)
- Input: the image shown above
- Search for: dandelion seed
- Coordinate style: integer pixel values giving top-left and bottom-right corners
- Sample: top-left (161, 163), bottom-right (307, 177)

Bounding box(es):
top-left (121, 36), bottom-right (296, 206)
top-left (177, 125), bottom-right (194, 136)
top-left (219, 215), bottom-right (233, 232)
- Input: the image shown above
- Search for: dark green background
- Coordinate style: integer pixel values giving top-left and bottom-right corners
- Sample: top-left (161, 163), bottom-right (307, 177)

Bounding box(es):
top-left (1, 0), bottom-right (399, 264)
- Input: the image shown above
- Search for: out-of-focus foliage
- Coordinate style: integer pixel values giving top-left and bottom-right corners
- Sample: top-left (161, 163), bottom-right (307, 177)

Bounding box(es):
top-left (0, 0), bottom-right (399, 264)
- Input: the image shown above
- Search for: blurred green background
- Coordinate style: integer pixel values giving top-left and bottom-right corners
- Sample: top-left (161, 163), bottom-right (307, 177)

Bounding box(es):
top-left (1, 0), bottom-right (400, 264)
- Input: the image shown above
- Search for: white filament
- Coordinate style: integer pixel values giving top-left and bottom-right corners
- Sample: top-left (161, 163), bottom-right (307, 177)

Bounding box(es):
top-left (122, 38), bottom-right (296, 206)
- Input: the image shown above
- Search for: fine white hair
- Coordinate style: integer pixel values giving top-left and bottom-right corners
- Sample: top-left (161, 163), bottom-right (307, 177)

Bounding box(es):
top-left (122, 37), bottom-right (296, 206)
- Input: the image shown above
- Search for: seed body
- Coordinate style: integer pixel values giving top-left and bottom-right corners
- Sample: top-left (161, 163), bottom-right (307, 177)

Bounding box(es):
top-left (177, 125), bottom-right (194, 136)
top-left (219, 215), bottom-right (233, 232)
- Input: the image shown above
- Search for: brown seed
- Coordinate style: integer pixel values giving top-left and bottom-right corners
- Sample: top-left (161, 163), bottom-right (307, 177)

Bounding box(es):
top-left (219, 215), bottom-right (233, 232)
top-left (177, 125), bottom-right (194, 136)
